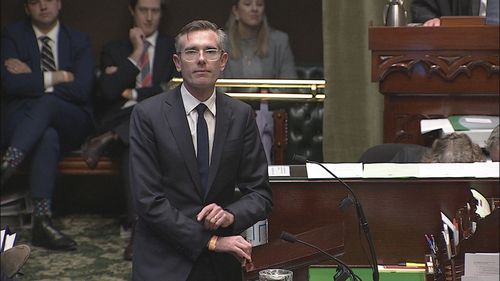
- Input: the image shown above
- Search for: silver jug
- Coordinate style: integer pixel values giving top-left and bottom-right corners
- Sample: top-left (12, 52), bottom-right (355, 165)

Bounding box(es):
top-left (384, 0), bottom-right (407, 26)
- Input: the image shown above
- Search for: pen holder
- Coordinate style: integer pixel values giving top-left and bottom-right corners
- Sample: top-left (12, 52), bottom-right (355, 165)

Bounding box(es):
top-left (425, 254), bottom-right (436, 275)
top-left (424, 253), bottom-right (445, 281)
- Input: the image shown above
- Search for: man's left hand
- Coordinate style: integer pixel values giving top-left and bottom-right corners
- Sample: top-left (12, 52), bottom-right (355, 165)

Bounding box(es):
top-left (197, 203), bottom-right (234, 230)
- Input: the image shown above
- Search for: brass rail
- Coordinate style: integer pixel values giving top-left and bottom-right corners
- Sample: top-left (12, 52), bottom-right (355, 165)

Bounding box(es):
top-left (167, 78), bottom-right (326, 101)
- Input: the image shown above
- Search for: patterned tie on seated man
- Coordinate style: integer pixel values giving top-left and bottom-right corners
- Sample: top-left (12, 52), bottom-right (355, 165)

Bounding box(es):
top-left (139, 40), bottom-right (152, 87)
top-left (40, 36), bottom-right (56, 72)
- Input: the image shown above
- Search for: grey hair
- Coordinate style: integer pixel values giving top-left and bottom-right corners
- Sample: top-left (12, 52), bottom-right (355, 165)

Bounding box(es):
top-left (486, 125), bottom-right (499, 153)
top-left (175, 20), bottom-right (227, 52)
top-left (421, 132), bottom-right (486, 163)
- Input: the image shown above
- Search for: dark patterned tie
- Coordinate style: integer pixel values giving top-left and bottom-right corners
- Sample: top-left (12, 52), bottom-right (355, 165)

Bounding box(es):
top-left (196, 104), bottom-right (209, 195)
top-left (40, 36), bottom-right (56, 71)
top-left (139, 41), bottom-right (152, 87)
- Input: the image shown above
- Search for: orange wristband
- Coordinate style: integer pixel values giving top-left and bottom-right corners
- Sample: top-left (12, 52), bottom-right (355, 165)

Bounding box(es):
top-left (208, 235), bottom-right (218, 251)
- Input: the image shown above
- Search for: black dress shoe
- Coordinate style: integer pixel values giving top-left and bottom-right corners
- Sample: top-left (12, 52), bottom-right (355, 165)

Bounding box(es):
top-left (32, 215), bottom-right (77, 251)
top-left (123, 237), bottom-right (133, 261)
top-left (81, 131), bottom-right (118, 169)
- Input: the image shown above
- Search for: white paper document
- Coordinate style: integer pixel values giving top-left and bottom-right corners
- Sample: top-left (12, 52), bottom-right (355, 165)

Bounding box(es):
top-left (464, 253), bottom-right (499, 278)
top-left (268, 165), bottom-right (290, 177)
top-left (471, 189), bottom-right (492, 218)
top-left (3, 232), bottom-right (16, 251)
top-left (421, 119), bottom-right (454, 134)
top-left (363, 163), bottom-right (420, 178)
top-left (360, 162), bottom-right (499, 178)
top-left (0, 229), bottom-right (4, 251)
top-left (306, 163), bottom-right (363, 179)
top-left (462, 277), bottom-right (499, 281)
top-left (441, 212), bottom-right (459, 246)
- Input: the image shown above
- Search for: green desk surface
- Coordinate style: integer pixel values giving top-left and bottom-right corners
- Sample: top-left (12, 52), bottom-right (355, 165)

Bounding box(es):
top-left (309, 267), bottom-right (425, 281)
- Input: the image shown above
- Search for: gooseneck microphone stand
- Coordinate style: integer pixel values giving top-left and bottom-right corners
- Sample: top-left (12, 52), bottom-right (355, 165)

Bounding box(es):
top-left (280, 231), bottom-right (361, 281)
top-left (294, 155), bottom-right (379, 281)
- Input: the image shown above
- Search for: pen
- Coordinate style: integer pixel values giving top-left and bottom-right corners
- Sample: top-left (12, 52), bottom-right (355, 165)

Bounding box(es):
top-left (425, 234), bottom-right (434, 254)
top-left (431, 234), bottom-right (438, 253)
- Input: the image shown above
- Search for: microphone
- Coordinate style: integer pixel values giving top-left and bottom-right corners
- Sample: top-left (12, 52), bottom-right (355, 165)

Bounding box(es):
top-left (280, 231), bottom-right (359, 281)
top-left (293, 154), bottom-right (380, 281)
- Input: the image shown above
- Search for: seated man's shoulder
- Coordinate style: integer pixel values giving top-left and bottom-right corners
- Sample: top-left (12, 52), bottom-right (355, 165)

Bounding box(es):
top-left (138, 90), bottom-right (169, 108)
top-left (3, 20), bottom-right (31, 36)
top-left (222, 93), bottom-right (253, 113)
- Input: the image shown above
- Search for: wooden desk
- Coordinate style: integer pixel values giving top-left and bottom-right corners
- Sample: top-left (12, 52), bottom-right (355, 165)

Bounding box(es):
top-left (261, 177), bottom-right (499, 281)
top-left (369, 26), bottom-right (500, 145)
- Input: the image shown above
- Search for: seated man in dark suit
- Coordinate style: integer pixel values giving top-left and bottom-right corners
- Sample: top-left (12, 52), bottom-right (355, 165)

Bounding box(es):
top-left (1, 0), bottom-right (94, 250)
top-left (80, 0), bottom-right (176, 260)
top-left (411, 0), bottom-right (498, 26)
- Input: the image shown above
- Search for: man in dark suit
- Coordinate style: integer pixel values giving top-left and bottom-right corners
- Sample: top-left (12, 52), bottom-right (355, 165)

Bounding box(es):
top-left (411, 0), bottom-right (494, 26)
top-left (80, 0), bottom-right (176, 260)
top-left (129, 20), bottom-right (273, 281)
top-left (1, 0), bottom-right (94, 250)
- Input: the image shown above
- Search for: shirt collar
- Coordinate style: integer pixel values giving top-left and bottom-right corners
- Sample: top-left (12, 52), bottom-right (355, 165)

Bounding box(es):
top-left (145, 31), bottom-right (158, 49)
top-left (33, 21), bottom-right (60, 42)
top-left (181, 84), bottom-right (216, 117)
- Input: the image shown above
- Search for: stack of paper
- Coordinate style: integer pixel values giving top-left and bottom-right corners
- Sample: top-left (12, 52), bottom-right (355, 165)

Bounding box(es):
top-left (362, 162), bottom-right (499, 178)
top-left (306, 163), bottom-right (363, 179)
top-left (1, 226), bottom-right (17, 252)
top-left (462, 253), bottom-right (499, 281)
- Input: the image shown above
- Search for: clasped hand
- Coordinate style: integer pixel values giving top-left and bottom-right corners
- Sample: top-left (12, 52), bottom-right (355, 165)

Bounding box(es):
top-left (196, 203), bottom-right (254, 270)
top-left (5, 58), bottom-right (74, 85)
top-left (196, 203), bottom-right (234, 230)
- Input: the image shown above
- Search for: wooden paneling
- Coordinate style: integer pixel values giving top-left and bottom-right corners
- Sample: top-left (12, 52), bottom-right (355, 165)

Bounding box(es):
top-left (259, 178), bottom-right (499, 281)
top-left (369, 25), bottom-right (500, 144)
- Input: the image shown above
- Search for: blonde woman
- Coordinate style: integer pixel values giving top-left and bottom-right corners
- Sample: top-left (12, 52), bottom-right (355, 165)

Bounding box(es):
top-left (223, 0), bottom-right (296, 78)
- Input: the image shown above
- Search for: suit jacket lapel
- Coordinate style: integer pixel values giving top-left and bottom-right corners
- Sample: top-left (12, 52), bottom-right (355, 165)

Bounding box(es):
top-left (163, 87), bottom-right (204, 198)
top-left (207, 91), bottom-right (231, 194)
top-left (57, 25), bottom-right (70, 70)
top-left (152, 35), bottom-right (166, 83)
top-left (25, 22), bottom-right (42, 72)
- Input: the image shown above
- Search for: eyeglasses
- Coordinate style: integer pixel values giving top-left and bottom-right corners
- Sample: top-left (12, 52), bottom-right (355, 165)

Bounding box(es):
top-left (178, 48), bottom-right (223, 62)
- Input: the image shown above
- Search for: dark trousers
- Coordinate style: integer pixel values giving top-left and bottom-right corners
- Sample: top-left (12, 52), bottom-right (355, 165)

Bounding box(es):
top-left (95, 106), bottom-right (134, 222)
top-left (1, 95), bottom-right (92, 198)
top-left (186, 251), bottom-right (243, 281)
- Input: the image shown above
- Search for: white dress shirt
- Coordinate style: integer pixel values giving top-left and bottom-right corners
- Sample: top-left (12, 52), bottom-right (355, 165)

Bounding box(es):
top-left (33, 21), bottom-right (60, 92)
top-left (181, 84), bottom-right (216, 163)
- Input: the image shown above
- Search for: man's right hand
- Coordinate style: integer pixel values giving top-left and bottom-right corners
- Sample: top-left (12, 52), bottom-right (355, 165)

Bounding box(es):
top-left (129, 27), bottom-right (146, 63)
top-left (105, 66), bottom-right (118, 75)
top-left (53, 70), bottom-right (74, 85)
top-left (213, 235), bottom-right (253, 267)
top-left (423, 18), bottom-right (441, 26)
top-left (5, 58), bottom-right (31, 74)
